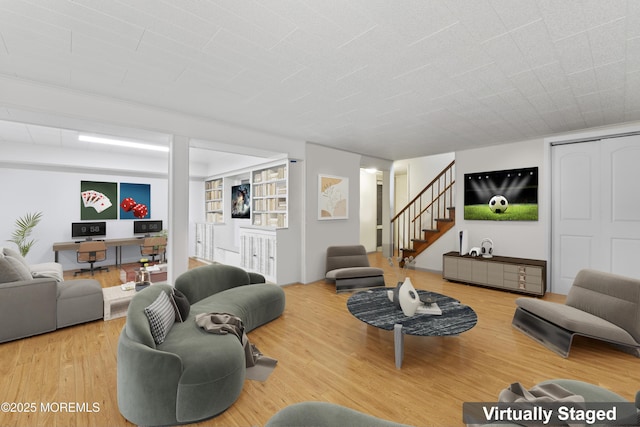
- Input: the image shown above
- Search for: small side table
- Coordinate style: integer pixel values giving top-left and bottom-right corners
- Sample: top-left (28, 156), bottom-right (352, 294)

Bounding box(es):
top-left (102, 285), bottom-right (137, 320)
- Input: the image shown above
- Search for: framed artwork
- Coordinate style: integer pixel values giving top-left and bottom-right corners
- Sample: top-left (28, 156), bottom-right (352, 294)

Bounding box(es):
top-left (80, 181), bottom-right (117, 220)
top-left (120, 183), bottom-right (151, 219)
top-left (231, 183), bottom-right (251, 219)
top-left (318, 174), bottom-right (349, 220)
top-left (464, 167), bottom-right (538, 221)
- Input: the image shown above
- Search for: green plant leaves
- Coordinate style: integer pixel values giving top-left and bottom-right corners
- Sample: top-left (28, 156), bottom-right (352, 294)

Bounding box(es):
top-left (8, 211), bottom-right (43, 257)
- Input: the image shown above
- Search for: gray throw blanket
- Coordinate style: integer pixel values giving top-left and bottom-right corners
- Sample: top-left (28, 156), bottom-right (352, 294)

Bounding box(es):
top-left (499, 382), bottom-right (585, 427)
top-left (194, 312), bottom-right (264, 368)
top-left (467, 382), bottom-right (586, 427)
top-left (499, 382), bottom-right (585, 404)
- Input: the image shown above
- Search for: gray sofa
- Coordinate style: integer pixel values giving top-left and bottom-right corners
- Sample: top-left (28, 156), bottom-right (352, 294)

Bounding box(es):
top-left (0, 247), bottom-right (103, 343)
top-left (513, 269), bottom-right (640, 357)
top-left (117, 263), bottom-right (285, 426)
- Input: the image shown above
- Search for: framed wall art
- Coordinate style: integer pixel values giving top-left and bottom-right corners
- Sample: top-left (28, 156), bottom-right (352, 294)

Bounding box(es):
top-left (318, 174), bottom-right (348, 220)
top-left (120, 183), bottom-right (151, 219)
top-left (80, 180), bottom-right (117, 220)
top-left (464, 167), bottom-right (538, 221)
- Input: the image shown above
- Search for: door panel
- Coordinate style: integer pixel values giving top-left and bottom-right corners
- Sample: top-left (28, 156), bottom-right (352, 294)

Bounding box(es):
top-left (552, 136), bottom-right (640, 294)
top-left (601, 136), bottom-right (640, 279)
top-left (552, 141), bottom-right (600, 294)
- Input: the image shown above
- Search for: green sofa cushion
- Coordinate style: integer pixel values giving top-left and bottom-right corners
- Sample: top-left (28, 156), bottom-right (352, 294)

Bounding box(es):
top-left (175, 264), bottom-right (260, 304)
top-left (191, 283), bottom-right (285, 332)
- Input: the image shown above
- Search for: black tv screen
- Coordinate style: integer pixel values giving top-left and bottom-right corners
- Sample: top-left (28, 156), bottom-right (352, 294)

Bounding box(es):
top-left (133, 220), bottom-right (163, 235)
top-left (464, 167), bottom-right (538, 221)
top-left (231, 184), bottom-right (251, 219)
top-left (71, 222), bottom-right (106, 239)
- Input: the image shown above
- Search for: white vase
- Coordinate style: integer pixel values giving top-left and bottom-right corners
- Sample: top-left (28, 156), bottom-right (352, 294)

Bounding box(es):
top-left (398, 277), bottom-right (420, 316)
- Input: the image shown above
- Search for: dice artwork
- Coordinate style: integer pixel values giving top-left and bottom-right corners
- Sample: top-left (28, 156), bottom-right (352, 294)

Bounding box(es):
top-left (132, 203), bottom-right (148, 218)
top-left (120, 197), bottom-right (136, 212)
top-left (120, 197), bottom-right (148, 218)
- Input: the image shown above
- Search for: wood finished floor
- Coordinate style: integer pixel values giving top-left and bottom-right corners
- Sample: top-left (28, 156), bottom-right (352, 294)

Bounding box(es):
top-left (0, 254), bottom-right (638, 426)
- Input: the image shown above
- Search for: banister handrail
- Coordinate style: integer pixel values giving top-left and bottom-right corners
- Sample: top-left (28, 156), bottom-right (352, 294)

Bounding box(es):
top-left (390, 160), bottom-right (455, 257)
top-left (412, 181), bottom-right (455, 223)
top-left (391, 159), bottom-right (455, 222)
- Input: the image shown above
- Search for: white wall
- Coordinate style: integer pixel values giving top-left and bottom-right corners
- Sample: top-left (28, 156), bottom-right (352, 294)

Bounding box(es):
top-left (455, 139), bottom-right (548, 261)
top-left (303, 143), bottom-right (361, 283)
top-left (0, 166), bottom-right (178, 270)
top-left (400, 152), bottom-right (456, 201)
top-left (359, 169), bottom-right (378, 252)
top-left (407, 141), bottom-right (547, 272)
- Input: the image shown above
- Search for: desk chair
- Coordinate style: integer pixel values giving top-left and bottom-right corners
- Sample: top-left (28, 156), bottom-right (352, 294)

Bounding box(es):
top-left (140, 236), bottom-right (167, 264)
top-left (74, 240), bottom-right (109, 276)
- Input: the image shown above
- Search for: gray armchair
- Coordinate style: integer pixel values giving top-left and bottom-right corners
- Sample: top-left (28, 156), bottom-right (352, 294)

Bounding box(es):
top-left (513, 269), bottom-right (640, 357)
top-left (325, 245), bottom-right (386, 292)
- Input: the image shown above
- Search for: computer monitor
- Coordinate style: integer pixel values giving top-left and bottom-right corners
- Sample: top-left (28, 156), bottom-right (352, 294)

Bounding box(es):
top-left (71, 222), bottom-right (106, 240)
top-left (133, 220), bottom-right (163, 236)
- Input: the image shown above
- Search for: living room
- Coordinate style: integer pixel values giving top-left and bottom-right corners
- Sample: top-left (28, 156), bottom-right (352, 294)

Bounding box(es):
top-left (1, 2), bottom-right (640, 426)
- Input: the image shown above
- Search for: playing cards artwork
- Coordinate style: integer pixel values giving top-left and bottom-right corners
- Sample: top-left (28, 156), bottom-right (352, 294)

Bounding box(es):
top-left (119, 183), bottom-right (151, 219)
top-left (80, 181), bottom-right (117, 220)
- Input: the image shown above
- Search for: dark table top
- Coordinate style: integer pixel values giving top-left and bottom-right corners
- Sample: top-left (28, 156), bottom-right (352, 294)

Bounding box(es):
top-left (347, 287), bottom-right (477, 336)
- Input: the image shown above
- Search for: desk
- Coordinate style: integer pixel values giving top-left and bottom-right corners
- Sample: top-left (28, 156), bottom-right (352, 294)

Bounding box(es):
top-left (53, 237), bottom-right (144, 267)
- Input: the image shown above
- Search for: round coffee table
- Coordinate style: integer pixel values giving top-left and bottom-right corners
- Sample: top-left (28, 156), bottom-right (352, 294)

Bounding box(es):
top-left (347, 287), bottom-right (477, 368)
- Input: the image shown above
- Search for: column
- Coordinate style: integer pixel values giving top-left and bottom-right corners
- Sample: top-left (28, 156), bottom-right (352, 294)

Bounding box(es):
top-left (168, 135), bottom-right (190, 285)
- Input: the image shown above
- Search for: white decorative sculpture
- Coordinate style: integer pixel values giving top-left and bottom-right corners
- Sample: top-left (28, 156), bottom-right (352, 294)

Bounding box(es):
top-left (398, 277), bottom-right (420, 316)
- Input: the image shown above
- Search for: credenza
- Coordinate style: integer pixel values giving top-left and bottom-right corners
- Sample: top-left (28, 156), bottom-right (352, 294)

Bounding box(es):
top-left (442, 251), bottom-right (546, 296)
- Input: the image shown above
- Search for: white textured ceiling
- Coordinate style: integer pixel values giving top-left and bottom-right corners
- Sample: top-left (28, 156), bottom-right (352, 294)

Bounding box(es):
top-left (0, 0), bottom-right (639, 161)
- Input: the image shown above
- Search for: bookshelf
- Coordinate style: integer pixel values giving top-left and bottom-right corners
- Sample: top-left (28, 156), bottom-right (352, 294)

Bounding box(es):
top-left (204, 178), bottom-right (223, 223)
top-left (251, 163), bottom-right (288, 228)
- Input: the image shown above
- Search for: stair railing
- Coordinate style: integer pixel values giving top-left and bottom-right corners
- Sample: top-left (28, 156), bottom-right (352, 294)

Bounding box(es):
top-left (391, 160), bottom-right (455, 257)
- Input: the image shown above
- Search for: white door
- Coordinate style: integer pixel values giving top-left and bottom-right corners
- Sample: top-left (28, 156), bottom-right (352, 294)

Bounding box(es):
top-left (552, 136), bottom-right (640, 294)
top-left (600, 136), bottom-right (640, 278)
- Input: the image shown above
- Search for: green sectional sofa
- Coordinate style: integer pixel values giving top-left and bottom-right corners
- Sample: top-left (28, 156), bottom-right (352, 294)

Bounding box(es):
top-left (117, 263), bottom-right (285, 426)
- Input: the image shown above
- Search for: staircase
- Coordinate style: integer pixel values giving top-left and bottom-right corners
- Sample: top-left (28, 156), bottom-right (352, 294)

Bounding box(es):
top-left (391, 160), bottom-right (455, 264)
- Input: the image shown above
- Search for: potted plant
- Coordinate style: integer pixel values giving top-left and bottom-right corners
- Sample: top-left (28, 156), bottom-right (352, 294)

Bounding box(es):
top-left (8, 211), bottom-right (43, 257)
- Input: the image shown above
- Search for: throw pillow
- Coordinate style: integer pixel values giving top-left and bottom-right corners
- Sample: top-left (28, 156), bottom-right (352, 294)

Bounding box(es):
top-left (172, 288), bottom-right (190, 322)
top-left (168, 293), bottom-right (183, 322)
top-left (2, 247), bottom-right (30, 270)
top-left (144, 291), bottom-right (175, 345)
top-left (0, 252), bottom-right (33, 284)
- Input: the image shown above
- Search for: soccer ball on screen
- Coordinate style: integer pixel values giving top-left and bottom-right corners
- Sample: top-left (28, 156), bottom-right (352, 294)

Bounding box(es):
top-left (489, 195), bottom-right (509, 213)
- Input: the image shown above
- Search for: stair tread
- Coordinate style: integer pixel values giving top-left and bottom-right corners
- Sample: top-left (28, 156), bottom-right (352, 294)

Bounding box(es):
top-left (435, 218), bottom-right (454, 222)
top-left (411, 239), bottom-right (428, 243)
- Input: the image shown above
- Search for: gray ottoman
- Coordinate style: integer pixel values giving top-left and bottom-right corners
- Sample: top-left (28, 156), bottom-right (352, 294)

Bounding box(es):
top-left (57, 279), bottom-right (104, 327)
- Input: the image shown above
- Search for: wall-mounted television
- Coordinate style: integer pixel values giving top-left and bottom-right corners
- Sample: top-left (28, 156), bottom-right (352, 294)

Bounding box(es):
top-left (231, 184), bottom-right (251, 219)
top-left (133, 220), bottom-right (163, 236)
top-left (71, 221), bottom-right (107, 240)
top-left (464, 167), bottom-right (538, 221)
